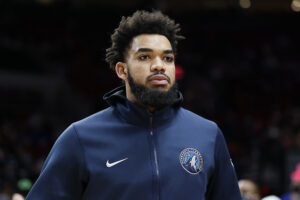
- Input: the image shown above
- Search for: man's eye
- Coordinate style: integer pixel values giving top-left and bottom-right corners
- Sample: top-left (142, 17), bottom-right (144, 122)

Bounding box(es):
top-left (164, 56), bottom-right (174, 62)
top-left (139, 55), bottom-right (150, 60)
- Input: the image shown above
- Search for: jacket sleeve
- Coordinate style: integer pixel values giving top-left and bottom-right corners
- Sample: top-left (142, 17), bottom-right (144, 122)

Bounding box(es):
top-left (206, 127), bottom-right (242, 200)
top-left (26, 125), bottom-right (88, 200)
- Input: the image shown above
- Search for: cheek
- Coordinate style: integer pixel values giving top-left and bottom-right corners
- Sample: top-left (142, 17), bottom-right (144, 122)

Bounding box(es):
top-left (129, 62), bottom-right (149, 83)
top-left (169, 66), bottom-right (176, 82)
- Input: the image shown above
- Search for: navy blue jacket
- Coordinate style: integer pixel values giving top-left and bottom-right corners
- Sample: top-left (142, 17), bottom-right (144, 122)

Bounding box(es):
top-left (26, 86), bottom-right (241, 200)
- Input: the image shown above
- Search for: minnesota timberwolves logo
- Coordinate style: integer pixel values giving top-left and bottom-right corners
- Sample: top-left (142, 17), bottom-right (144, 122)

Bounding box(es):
top-left (179, 148), bottom-right (203, 175)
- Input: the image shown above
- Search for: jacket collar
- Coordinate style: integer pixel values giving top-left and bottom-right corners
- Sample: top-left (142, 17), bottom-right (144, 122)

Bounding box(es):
top-left (103, 85), bottom-right (183, 127)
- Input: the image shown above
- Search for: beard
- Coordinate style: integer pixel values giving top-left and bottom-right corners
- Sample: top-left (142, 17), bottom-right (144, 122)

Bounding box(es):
top-left (127, 70), bottom-right (178, 109)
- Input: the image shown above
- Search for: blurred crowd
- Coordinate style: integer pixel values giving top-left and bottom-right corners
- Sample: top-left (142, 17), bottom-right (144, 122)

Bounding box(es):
top-left (0, 3), bottom-right (300, 199)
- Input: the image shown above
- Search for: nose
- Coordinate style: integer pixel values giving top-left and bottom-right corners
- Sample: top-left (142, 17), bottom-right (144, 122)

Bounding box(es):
top-left (150, 57), bottom-right (165, 72)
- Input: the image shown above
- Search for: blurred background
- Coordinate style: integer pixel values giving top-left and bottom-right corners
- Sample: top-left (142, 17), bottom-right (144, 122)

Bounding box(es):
top-left (0, 0), bottom-right (300, 198)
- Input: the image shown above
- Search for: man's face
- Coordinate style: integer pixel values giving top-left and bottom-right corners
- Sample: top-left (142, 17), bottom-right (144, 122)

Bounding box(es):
top-left (124, 34), bottom-right (176, 91)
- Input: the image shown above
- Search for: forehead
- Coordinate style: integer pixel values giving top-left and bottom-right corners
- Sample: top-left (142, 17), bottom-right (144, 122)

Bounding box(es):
top-left (129, 34), bottom-right (173, 52)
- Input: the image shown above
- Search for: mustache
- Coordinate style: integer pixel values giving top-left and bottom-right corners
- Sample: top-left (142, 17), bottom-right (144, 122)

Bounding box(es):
top-left (147, 72), bottom-right (171, 83)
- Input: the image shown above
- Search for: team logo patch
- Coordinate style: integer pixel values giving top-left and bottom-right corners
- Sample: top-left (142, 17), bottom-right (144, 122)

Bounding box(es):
top-left (179, 148), bottom-right (203, 175)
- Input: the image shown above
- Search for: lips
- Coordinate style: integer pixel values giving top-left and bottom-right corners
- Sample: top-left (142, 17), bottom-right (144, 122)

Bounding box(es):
top-left (148, 74), bottom-right (170, 85)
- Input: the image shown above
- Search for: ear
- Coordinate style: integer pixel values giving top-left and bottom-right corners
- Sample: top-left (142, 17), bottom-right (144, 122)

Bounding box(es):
top-left (115, 62), bottom-right (128, 81)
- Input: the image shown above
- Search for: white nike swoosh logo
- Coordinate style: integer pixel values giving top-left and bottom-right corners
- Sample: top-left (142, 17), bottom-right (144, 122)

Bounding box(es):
top-left (106, 158), bottom-right (128, 168)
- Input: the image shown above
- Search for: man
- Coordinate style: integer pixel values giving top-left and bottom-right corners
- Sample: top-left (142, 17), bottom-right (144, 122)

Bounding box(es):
top-left (26, 10), bottom-right (241, 199)
top-left (238, 179), bottom-right (261, 200)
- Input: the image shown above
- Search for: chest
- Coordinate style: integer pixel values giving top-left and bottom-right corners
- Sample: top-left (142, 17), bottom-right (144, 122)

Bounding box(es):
top-left (80, 124), bottom-right (216, 199)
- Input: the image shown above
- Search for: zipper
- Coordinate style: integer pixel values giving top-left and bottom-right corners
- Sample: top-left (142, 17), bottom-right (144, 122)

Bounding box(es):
top-left (150, 116), bottom-right (160, 199)
top-left (150, 117), bottom-right (159, 176)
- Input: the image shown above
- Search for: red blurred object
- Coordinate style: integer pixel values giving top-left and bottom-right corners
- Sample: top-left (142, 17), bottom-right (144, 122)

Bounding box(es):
top-left (175, 64), bottom-right (185, 80)
top-left (291, 163), bottom-right (300, 182)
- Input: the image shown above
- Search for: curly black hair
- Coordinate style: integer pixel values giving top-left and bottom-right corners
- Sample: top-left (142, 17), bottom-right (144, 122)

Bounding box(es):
top-left (105, 10), bottom-right (185, 70)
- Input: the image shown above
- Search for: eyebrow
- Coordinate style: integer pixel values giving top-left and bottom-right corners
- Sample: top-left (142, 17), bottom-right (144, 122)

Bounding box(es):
top-left (136, 48), bottom-right (174, 54)
top-left (163, 49), bottom-right (174, 54)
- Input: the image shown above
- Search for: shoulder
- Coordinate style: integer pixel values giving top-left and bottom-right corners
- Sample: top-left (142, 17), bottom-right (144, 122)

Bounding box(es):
top-left (177, 107), bottom-right (218, 131)
top-left (53, 107), bottom-right (116, 141)
top-left (73, 106), bottom-right (115, 127)
top-left (49, 107), bottom-right (115, 156)
top-left (66, 106), bottom-right (122, 141)
top-left (77, 107), bottom-right (114, 123)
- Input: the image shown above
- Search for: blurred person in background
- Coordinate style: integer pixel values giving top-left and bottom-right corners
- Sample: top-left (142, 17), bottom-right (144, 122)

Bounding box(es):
top-left (11, 194), bottom-right (24, 200)
top-left (239, 179), bottom-right (261, 200)
top-left (25, 10), bottom-right (241, 199)
top-left (261, 195), bottom-right (281, 200)
top-left (0, 193), bottom-right (24, 200)
top-left (281, 163), bottom-right (300, 200)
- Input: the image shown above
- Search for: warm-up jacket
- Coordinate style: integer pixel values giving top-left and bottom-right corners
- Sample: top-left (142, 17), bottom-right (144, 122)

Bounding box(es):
top-left (26, 86), bottom-right (242, 200)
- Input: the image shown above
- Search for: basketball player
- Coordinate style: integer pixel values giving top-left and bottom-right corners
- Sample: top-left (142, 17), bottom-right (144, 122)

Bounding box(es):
top-left (26, 10), bottom-right (241, 199)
